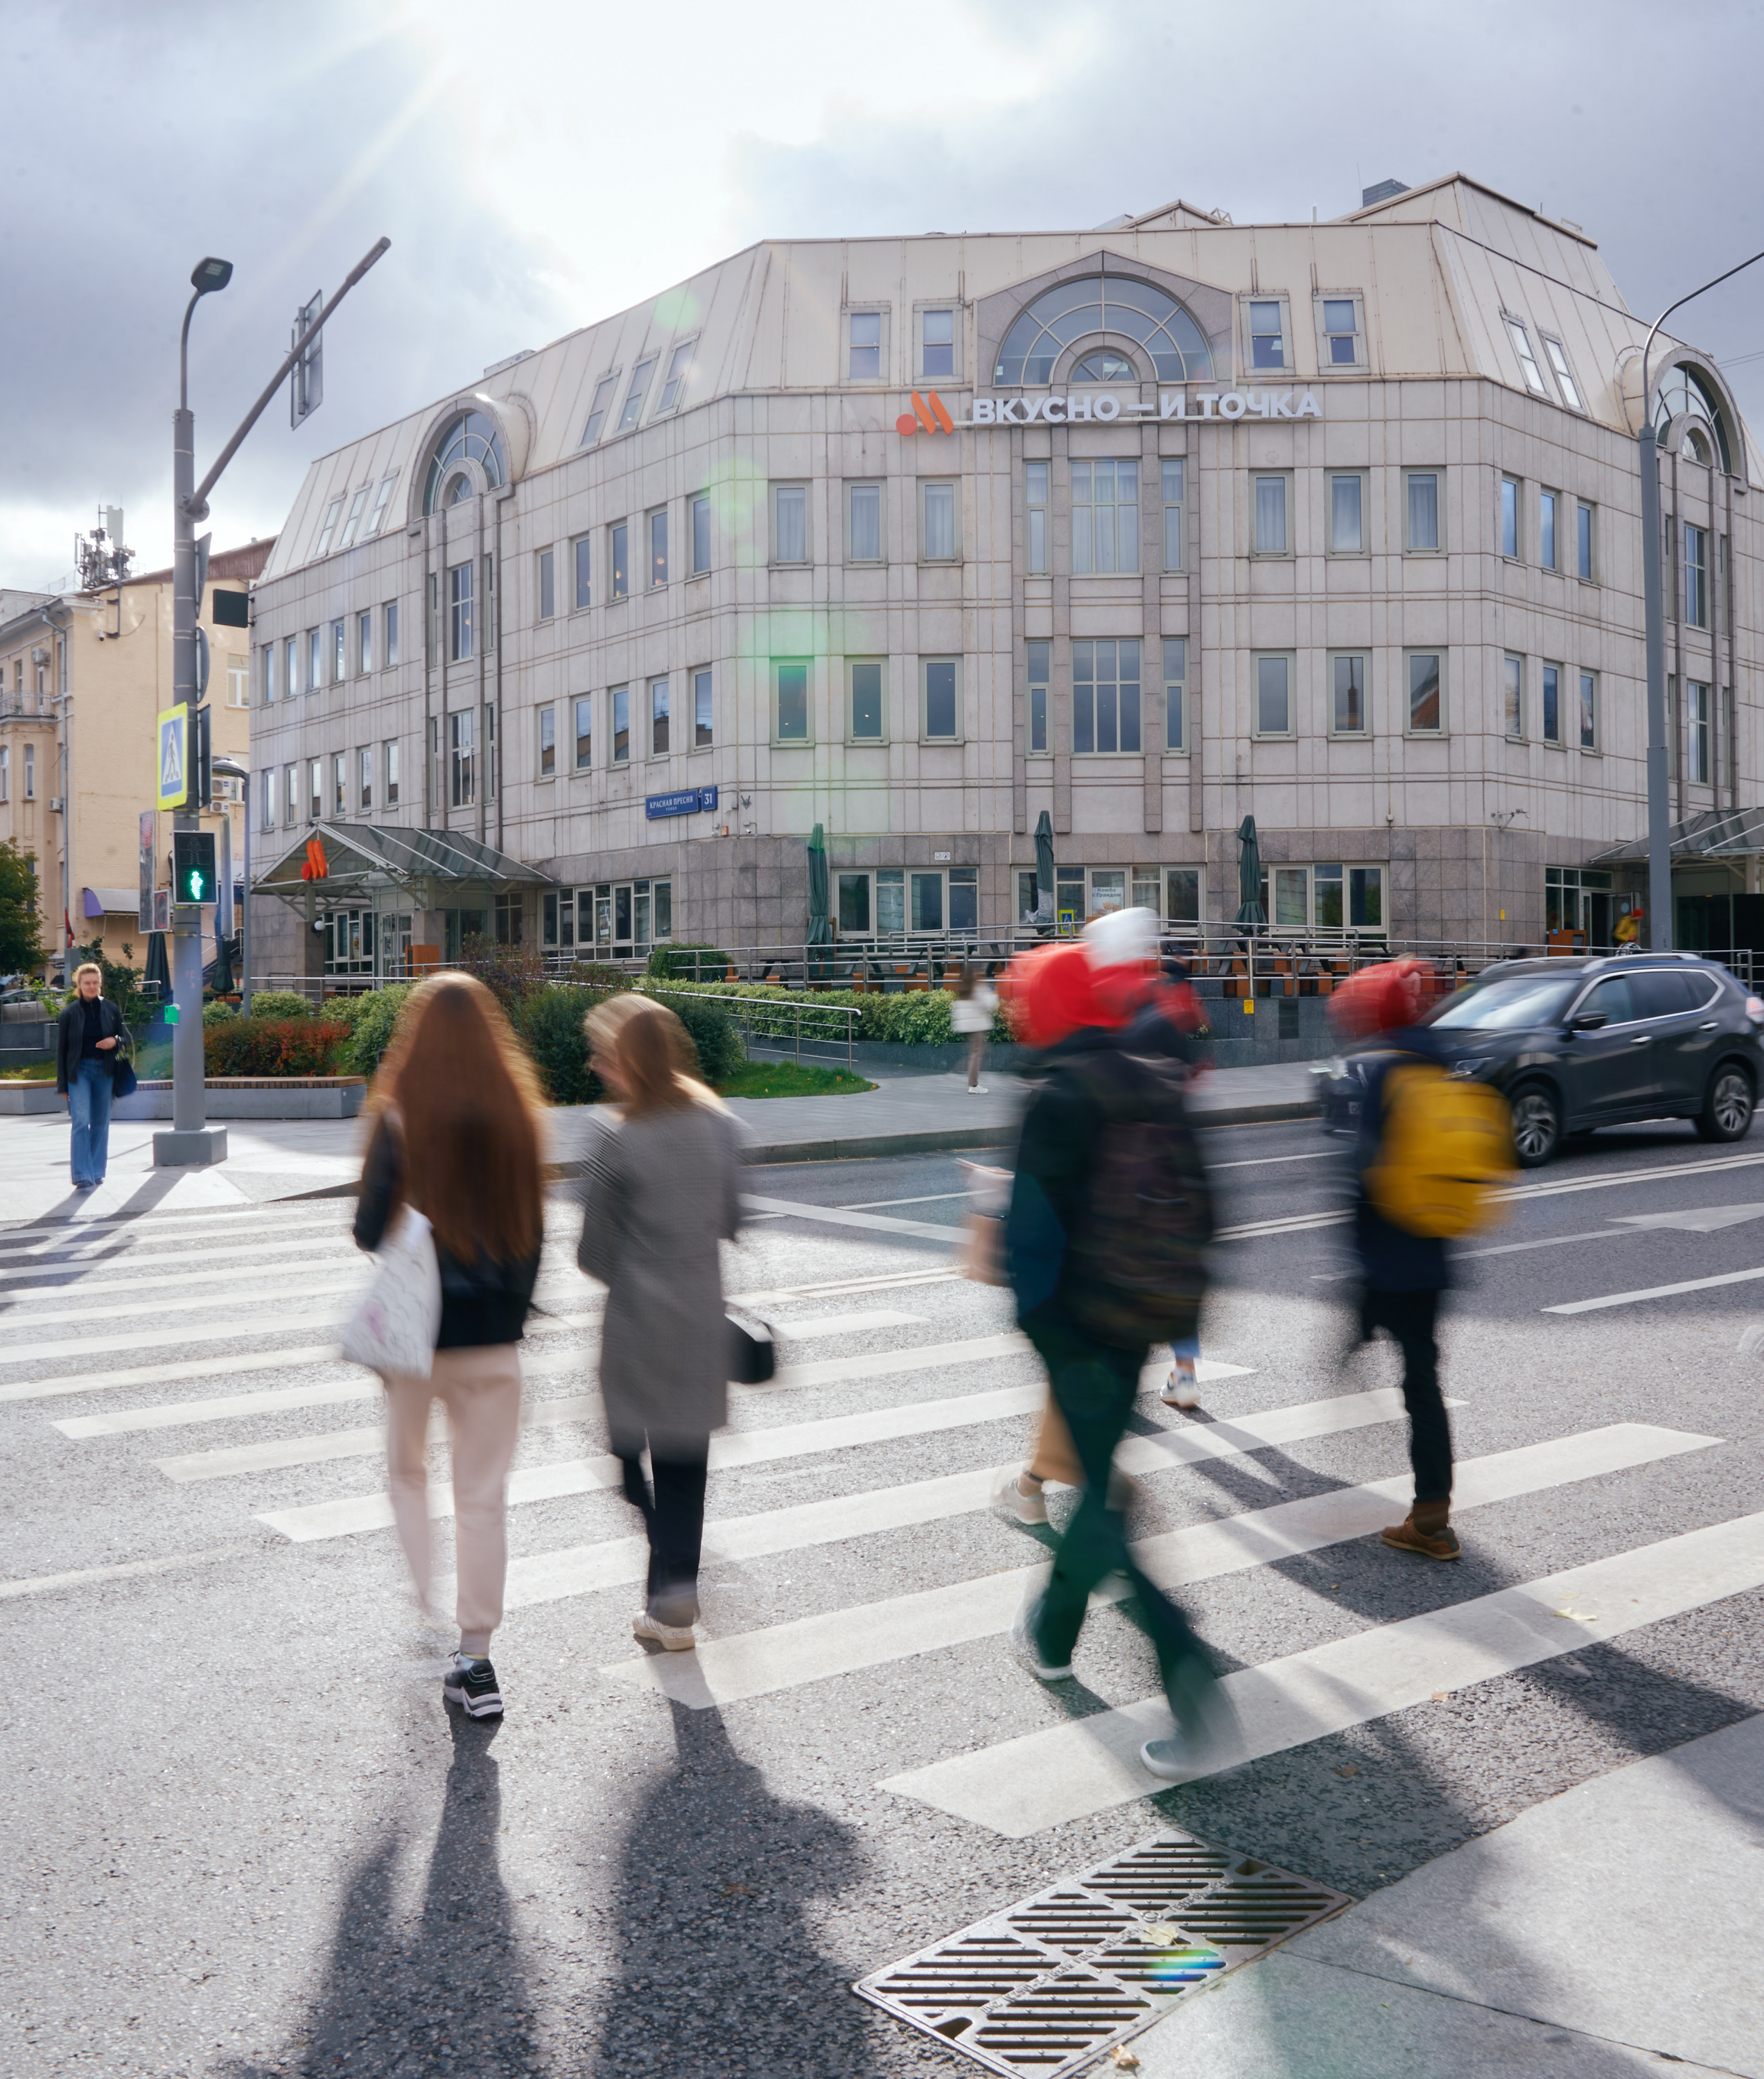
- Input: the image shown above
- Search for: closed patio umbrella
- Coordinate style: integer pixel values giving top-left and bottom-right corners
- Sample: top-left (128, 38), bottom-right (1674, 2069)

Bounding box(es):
top-left (1235, 814), bottom-right (1266, 928)
top-left (806, 822), bottom-right (832, 977)
top-left (210, 931), bottom-right (236, 997)
top-left (1032, 810), bottom-right (1056, 933)
top-left (143, 929), bottom-right (172, 1003)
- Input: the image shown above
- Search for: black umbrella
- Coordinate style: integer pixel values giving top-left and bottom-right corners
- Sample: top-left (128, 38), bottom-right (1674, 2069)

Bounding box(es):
top-left (1031, 810), bottom-right (1056, 934)
top-left (210, 932), bottom-right (236, 997)
top-left (1235, 814), bottom-right (1266, 928)
top-left (805, 822), bottom-right (832, 978)
top-left (143, 930), bottom-right (172, 1003)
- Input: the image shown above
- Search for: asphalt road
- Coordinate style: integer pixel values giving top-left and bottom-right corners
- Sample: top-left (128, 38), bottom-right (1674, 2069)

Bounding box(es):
top-left (3, 1111), bottom-right (1761, 2076)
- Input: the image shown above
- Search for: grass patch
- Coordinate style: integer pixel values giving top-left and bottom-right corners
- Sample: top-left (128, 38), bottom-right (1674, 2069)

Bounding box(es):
top-left (713, 1060), bottom-right (875, 1100)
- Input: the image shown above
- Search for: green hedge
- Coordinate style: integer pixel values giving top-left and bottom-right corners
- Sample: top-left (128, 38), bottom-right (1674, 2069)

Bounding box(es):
top-left (338, 984), bottom-right (417, 1077)
top-left (507, 982), bottom-right (743, 1104)
top-left (248, 989), bottom-right (313, 1021)
top-left (204, 1017), bottom-right (350, 1078)
top-left (656, 981), bottom-right (1014, 1045)
top-left (646, 942), bottom-right (735, 982)
top-left (202, 999), bottom-right (239, 1028)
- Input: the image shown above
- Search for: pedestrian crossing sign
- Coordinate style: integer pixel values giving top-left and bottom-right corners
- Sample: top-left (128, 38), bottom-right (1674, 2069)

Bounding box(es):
top-left (157, 706), bottom-right (190, 809)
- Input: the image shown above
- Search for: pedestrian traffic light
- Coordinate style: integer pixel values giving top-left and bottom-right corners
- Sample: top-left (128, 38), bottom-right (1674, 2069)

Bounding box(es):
top-left (173, 831), bottom-right (218, 906)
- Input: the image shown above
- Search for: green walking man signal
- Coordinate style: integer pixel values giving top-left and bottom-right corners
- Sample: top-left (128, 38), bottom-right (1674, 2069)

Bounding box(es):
top-left (173, 831), bottom-right (218, 906)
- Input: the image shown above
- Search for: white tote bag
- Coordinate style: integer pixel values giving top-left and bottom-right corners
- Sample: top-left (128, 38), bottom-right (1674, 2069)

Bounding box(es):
top-left (342, 1207), bottom-right (442, 1378)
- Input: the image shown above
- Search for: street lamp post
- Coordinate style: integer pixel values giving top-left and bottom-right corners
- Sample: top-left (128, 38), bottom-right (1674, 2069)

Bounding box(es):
top-left (1637, 250), bottom-right (1764, 955)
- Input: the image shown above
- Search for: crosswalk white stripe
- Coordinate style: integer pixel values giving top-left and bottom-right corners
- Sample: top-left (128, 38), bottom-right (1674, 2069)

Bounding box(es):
top-left (0, 1276), bottom-right (368, 1333)
top-left (0, 1236), bottom-right (586, 1294)
top-left (880, 1507), bottom-right (1764, 1836)
top-left (599, 1422), bottom-right (1708, 1708)
top-left (27, 1346), bottom-right (348, 1412)
top-left (742, 1194), bottom-right (959, 1243)
top-left (0, 1253), bottom-right (369, 1302)
top-left (0, 1543), bottom-right (252, 1602)
top-left (1544, 1265), bottom-right (1764, 1313)
top-left (0, 1209), bottom-right (351, 1257)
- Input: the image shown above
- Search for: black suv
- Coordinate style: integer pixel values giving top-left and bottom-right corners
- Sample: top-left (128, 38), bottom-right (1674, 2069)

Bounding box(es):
top-left (1322, 954), bottom-right (1764, 1167)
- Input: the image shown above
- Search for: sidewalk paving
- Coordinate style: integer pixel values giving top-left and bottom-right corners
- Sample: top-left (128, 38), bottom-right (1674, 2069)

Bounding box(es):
top-left (1136, 1712), bottom-right (1763, 2078)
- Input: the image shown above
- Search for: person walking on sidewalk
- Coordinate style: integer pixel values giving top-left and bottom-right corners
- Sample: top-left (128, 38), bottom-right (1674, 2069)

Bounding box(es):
top-left (353, 974), bottom-right (544, 1719)
top-left (1000, 937), bottom-right (1230, 1782)
top-left (577, 994), bottom-right (748, 1653)
top-left (55, 962), bottom-right (127, 1191)
top-left (951, 959), bottom-right (999, 1093)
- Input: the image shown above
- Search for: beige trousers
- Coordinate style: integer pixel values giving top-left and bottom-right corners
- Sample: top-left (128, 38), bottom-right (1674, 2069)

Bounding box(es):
top-left (383, 1344), bottom-right (523, 1655)
top-left (1027, 1394), bottom-right (1085, 1486)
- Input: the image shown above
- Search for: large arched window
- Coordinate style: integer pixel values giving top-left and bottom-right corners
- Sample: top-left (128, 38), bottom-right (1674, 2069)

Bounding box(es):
top-left (421, 410), bottom-right (507, 513)
top-left (1655, 364), bottom-right (1734, 474)
top-left (994, 275), bottom-right (1214, 385)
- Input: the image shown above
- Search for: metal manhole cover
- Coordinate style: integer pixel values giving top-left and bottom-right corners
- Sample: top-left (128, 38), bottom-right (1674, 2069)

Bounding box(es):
top-left (855, 1828), bottom-right (1349, 2078)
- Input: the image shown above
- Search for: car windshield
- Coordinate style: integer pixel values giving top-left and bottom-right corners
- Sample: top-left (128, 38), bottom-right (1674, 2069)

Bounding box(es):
top-left (1429, 974), bottom-right (1582, 1030)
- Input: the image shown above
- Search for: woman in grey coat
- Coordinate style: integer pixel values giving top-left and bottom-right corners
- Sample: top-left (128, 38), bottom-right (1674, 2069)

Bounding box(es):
top-left (578, 994), bottom-right (747, 1651)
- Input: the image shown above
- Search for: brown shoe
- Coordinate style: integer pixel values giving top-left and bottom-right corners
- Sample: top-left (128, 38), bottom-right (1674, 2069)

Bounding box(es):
top-left (1381, 1510), bottom-right (1461, 1561)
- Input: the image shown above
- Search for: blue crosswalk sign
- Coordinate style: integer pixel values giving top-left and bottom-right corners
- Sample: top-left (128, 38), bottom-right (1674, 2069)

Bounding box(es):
top-left (157, 706), bottom-right (189, 809)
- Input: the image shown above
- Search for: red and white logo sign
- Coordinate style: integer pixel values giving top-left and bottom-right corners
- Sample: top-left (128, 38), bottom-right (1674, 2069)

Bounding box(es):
top-left (896, 390), bottom-right (954, 435)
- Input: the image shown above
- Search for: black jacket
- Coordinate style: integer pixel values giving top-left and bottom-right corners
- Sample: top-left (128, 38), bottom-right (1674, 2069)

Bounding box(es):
top-left (353, 1113), bottom-right (541, 1349)
top-left (55, 998), bottom-right (125, 1096)
top-left (1349, 1026), bottom-right (1454, 1294)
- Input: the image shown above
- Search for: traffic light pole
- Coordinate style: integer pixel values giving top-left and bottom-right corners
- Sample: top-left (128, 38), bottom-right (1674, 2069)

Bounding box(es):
top-left (156, 237), bottom-right (390, 1168)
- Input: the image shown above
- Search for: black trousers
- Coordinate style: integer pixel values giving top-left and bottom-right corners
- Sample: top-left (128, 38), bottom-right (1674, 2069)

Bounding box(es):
top-left (619, 1437), bottom-right (710, 1620)
top-left (1359, 1287), bottom-right (1453, 1507)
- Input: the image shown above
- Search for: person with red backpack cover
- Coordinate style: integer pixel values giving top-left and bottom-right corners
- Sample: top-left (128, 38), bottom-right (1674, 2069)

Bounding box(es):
top-left (1000, 933), bottom-right (1232, 1784)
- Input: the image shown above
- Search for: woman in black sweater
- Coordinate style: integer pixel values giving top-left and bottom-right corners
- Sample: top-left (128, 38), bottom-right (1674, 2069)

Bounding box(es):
top-left (55, 963), bottom-right (125, 1189)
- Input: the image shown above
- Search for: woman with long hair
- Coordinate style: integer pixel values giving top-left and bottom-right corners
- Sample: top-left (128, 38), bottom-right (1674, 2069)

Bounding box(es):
top-left (353, 974), bottom-right (545, 1719)
top-left (950, 958), bottom-right (999, 1094)
top-left (577, 994), bottom-right (747, 1651)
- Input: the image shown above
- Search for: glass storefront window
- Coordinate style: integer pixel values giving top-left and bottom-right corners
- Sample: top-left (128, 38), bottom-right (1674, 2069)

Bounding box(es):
top-left (877, 868), bottom-right (905, 936)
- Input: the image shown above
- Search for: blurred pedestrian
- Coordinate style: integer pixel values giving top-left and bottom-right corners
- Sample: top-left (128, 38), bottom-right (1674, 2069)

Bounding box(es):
top-left (578, 994), bottom-right (747, 1652)
top-left (999, 936), bottom-right (1228, 1782)
top-left (951, 958), bottom-right (999, 1093)
top-left (353, 974), bottom-right (545, 1719)
top-left (56, 961), bottom-right (127, 1191)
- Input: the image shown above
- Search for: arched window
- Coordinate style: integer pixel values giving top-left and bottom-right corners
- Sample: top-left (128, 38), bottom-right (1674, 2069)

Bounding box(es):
top-left (1655, 364), bottom-right (1734, 474)
top-left (422, 410), bottom-right (507, 513)
top-left (995, 275), bottom-right (1214, 385)
top-left (1069, 350), bottom-right (1140, 382)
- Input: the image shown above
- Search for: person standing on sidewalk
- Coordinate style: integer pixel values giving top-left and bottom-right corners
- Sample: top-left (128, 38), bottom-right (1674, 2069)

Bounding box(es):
top-left (951, 959), bottom-right (999, 1093)
top-left (578, 994), bottom-right (747, 1653)
top-left (55, 962), bottom-right (126, 1191)
top-left (353, 974), bottom-right (544, 1719)
top-left (1000, 938), bottom-right (1229, 1782)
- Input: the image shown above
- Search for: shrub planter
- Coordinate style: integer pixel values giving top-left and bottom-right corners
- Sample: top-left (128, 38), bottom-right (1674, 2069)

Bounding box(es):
top-left (114, 1077), bottom-right (367, 1121)
top-left (0, 1082), bottom-right (62, 1115)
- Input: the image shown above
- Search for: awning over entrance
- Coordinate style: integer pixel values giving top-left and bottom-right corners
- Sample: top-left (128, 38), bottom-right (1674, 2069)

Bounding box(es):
top-left (252, 821), bottom-right (551, 912)
top-left (1590, 808), bottom-right (1764, 864)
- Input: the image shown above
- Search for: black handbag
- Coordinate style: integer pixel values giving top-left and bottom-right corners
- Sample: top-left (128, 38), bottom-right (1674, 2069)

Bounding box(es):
top-left (727, 1310), bottom-right (776, 1385)
top-left (110, 1024), bottom-right (138, 1100)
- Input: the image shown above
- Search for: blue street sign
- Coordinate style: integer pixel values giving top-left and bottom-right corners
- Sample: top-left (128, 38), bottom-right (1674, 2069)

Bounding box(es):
top-left (646, 784), bottom-right (719, 820)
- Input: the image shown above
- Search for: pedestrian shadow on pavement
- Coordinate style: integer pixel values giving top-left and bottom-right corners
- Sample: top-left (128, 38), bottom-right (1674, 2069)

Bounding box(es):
top-left (218, 1709), bottom-right (545, 2078)
top-left (590, 1696), bottom-right (881, 2078)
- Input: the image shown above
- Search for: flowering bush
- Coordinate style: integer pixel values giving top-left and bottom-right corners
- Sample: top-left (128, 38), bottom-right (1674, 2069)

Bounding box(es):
top-left (203, 1017), bottom-right (350, 1078)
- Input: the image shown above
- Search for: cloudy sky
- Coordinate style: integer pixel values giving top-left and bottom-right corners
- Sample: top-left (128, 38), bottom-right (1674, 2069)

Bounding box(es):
top-left (6, 0), bottom-right (1763, 584)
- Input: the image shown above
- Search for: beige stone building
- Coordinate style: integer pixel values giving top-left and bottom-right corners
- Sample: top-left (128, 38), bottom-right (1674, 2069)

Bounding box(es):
top-left (0, 540), bottom-right (269, 975)
top-left (243, 171), bottom-right (1760, 982)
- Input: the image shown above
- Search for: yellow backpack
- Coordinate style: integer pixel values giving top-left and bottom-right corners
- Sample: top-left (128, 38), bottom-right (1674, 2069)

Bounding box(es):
top-left (1365, 1060), bottom-right (1513, 1238)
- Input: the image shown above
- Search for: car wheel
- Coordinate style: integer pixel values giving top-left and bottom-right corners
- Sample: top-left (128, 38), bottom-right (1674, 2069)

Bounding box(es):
top-left (1510, 1083), bottom-right (1562, 1168)
top-left (1695, 1064), bottom-right (1754, 1143)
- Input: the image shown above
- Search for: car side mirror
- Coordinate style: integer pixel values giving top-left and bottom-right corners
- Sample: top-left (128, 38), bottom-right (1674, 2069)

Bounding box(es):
top-left (1569, 1010), bottom-right (1607, 1031)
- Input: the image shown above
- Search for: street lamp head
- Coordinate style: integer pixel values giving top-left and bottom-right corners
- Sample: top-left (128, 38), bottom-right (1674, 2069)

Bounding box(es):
top-left (191, 257), bottom-right (234, 295)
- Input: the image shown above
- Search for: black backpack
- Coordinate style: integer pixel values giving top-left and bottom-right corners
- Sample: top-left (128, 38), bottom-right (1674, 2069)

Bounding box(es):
top-left (1060, 1048), bottom-right (1214, 1346)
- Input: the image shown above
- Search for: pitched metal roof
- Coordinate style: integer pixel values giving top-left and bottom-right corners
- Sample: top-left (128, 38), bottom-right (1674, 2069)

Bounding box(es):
top-left (255, 821), bottom-right (552, 893)
top-left (1589, 807), bottom-right (1764, 863)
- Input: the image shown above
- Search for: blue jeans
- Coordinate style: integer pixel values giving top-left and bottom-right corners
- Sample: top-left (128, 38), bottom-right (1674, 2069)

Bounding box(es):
top-left (69, 1058), bottom-right (113, 1185)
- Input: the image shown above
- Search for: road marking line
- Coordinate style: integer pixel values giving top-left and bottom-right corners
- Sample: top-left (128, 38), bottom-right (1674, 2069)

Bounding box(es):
top-left (0, 1544), bottom-right (251, 1602)
top-left (879, 1505), bottom-right (1764, 1836)
top-left (0, 1252), bottom-right (367, 1302)
top-left (0, 1276), bottom-right (369, 1333)
top-left (1544, 1265), bottom-right (1764, 1313)
top-left (743, 1194), bottom-right (959, 1242)
top-left (769, 1308), bottom-right (927, 1339)
top-left (1211, 1150), bottom-right (1339, 1170)
top-left (600, 1421), bottom-right (1702, 1708)
top-left (0, 1209), bottom-right (351, 1256)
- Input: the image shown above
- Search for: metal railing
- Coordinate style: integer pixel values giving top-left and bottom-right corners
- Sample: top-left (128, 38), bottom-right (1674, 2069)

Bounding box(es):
top-left (647, 985), bottom-right (860, 1068)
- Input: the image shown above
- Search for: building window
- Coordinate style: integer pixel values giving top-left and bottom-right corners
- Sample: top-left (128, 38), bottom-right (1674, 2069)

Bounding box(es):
top-left (448, 563), bottom-right (473, 661)
top-left (1319, 296), bottom-right (1362, 366)
top-left (922, 656), bottom-right (961, 742)
top-left (1246, 298), bottom-right (1287, 369)
top-left (647, 507), bottom-right (668, 588)
top-left (1580, 670), bottom-right (1598, 750)
top-left (308, 757), bottom-right (322, 821)
top-left (920, 480), bottom-right (958, 562)
top-left (656, 340), bottom-right (694, 414)
top-left (773, 483), bottom-right (808, 564)
top-left (21, 746), bottom-right (33, 798)
top-left (690, 495), bottom-right (712, 574)
top-left (1503, 653), bottom-right (1526, 738)
top-left (1407, 651), bottom-right (1444, 734)
top-left (1578, 501), bottom-right (1596, 581)
top-left (538, 547), bottom-right (555, 621)
top-left (1026, 461), bottom-right (1049, 574)
top-left (1542, 336), bottom-right (1583, 411)
top-left (261, 643), bottom-right (276, 704)
top-left (365, 474), bottom-right (396, 537)
top-left (331, 619), bottom-right (346, 682)
top-left (1406, 470), bottom-right (1440, 552)
top-left (357, 745), bottom-right (372, 809)
top-left (582, 375), bottom-right (618, 446)
top-left (609, 523), bottom-right (629, 600)
top-left (1331, 653), bottom-right (1366, 735)
top-left (1072, 460), bottom-right (1138, 573)
top-left (1540, 489), bottom-right (1559, 571)
top-left (1501, 475), bottom-right (1521, 559)
top-left (848, 659), bottom-right (884, 742)
top-left (1264, 863), bottom-right (1384, 933)
top-left (286, 763), bottom-right (299, 823)
top-left (1166, 867), bottom-right (1202, 925)
top-left (1542, 663), bottom-right (1562, 744)
top-left (848, 309), bottom-right (883, 381)
top-left (385, 739), bottom-right (400, 808)
top-left (316, 496), bottom-right (344, 557)
top-left (307, 628), bottom-right (322, 693)
top-left (1072, 639), bottom-right (1141, 754)
top-left (618, 356), bottom-right (656, 432)
top-left (449, 710), bottom-right (475, 806)
top-left (847, 481), bottom-right (882, 563)
top-left (385, 602), bottom-right (399, 668)
top-left (538, 704), bottom-right (555, 778)
top-left (1505, 316), bottom-right (1548, 396)
top-left (1253, 652), bottom-right (1293, 736)
top-left (356, 610), bottom-right (373, 675)
top-left (1688, 681), bottom-right (1711, 784)
top-left (574, 695), bottom-right (593, 770)
top-left (692, 668), bottom-right (713, 748)
top-left (920, 307), bottom-right (956, 380)
top-left (611, 685), bottom-right (630, 762)
top-left (1684, 524), bottom-right (1709, 627)
top-left (839, 871), bottom-right (873, 934)
top-left (649, 675), bottom-right (670, 755)
top-left (998, 274), bottom-right (1214, 385)
top-left (1027, 638), bottom-right (1049, 752)
top-left (260, 767), bottom-right (274, 828)
top-left (1327, 471), bottom-right (1366, 554)
top-left (910, 869), bottom-right (944, 933)
top-left (1164, 638), bottom-right (1187, 751)
top-left (338, 486), bottom-right (369, 550)
top-left (1252, 472), bottom-right (1289, 556)
top-left (774, 660), bottom-right (810, 744)
top-left (1162, 459), bottom-right (1184, 570)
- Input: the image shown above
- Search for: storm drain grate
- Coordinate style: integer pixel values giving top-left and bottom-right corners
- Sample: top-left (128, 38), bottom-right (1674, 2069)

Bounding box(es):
top-left (855, 1828), bottom-right (1350, 2078)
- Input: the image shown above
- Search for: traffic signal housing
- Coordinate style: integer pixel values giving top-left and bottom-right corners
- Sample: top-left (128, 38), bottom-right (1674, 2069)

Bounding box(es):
top-left (173, 831), bottom-right (218, 906)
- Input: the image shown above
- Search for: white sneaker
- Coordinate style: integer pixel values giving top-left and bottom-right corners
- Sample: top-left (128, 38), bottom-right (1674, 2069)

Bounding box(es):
top-left (968, 1085), bottom-right (988, 1095)
top-left (991, 1469), bottom-right (1049, 1525)
top-left (1139, 1734), bottom-right (1198, 1782)
top-left (1162, 1361), bottom-right (1201, 1411)
top-left (633, 1610), bottom-right (697, 1652)
top-left (1008, 1596), bottom-right (1072, 1682)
